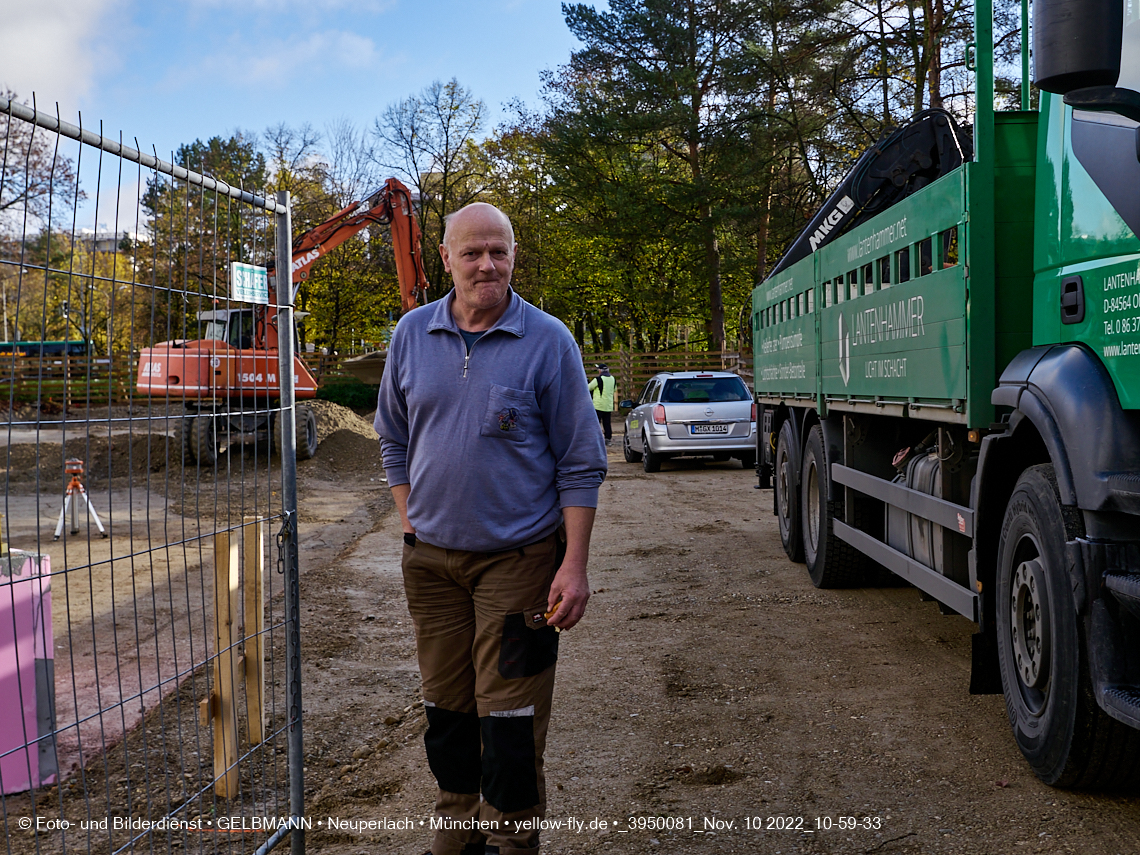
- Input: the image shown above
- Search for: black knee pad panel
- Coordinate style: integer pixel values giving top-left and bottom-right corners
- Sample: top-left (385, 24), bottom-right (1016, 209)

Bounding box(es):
top-left (424, 705), bottom-right (481, 794)
top-left (480, 714), bottom-right (539, 812)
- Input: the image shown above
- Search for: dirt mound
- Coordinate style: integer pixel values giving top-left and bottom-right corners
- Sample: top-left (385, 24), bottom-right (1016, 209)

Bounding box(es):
top-left (309, 400), bottom-right (377, 443)
top-left (2, 434), bottom-right (175, 488)
top-left (313, 429), bottom-right (382, 471)
top-left (302, 401), bottom-right (383, 484)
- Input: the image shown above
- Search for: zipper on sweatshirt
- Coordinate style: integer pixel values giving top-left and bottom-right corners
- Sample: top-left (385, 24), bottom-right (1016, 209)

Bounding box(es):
top-left (459, 329), bottom-right (488, 378)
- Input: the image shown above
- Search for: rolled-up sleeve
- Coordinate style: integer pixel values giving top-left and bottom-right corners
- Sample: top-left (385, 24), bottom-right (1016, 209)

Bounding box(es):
top-left (373, 327), bottom-right (411, 487)
top-left (542, 343), bottom-right (607, 508)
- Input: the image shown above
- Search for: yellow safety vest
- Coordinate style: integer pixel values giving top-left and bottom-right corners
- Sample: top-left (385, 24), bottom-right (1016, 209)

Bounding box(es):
top-left (588, 374), bottom-right (616, 411)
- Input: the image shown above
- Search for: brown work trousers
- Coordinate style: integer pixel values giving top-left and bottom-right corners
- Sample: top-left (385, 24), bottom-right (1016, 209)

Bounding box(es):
top-left (402, 530), bottom-right (562, 855)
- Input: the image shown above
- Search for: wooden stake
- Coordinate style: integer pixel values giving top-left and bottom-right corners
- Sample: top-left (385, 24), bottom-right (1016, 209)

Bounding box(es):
top-left (212, 531), bottom-right (241, 799)
top-left (243, 516), bottom-right (266, 745)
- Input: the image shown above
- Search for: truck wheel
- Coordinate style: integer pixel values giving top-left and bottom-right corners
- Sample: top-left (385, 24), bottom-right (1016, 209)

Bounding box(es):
top-left (256, 411), bottom-right (276, 457)
top-left (623, 432), bottom-right (642, 463)
top-left (996, 464), bottom-right (1139, 787)
top-left (801, 425), bottom-right (863, 588)
top-left (189, 416), bottom-right (217, 465)
top-left (172, 417), bottom-right (192, 463)
top-left (775, 421), bottom-right (803, 562)
top-left (295, 404), bottom-right (318, 460)
top-left (642, 431), bottom-right (662, 473)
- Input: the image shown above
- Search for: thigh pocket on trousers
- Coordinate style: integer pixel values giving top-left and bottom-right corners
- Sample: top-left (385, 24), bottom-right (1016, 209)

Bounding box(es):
top-left (498, 610), bottom-right (559, 680)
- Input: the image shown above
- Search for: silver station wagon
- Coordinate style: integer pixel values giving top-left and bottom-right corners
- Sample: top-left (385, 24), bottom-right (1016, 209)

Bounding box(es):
top-left (620, 371), bottom-right (756, 472)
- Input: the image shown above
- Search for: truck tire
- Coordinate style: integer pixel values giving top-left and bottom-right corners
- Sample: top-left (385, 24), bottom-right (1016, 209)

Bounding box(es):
top-left (996, 464), bottom-right (1140, 787)
top-left (801, 425), bottom-right (863, 588)
top-left (189, 416), bottom-right (217, 465)
top-left (642, 430), bottom-right (663, 473)
top-left (775, 421), bottom-right (803, 563)
top-left (172, 417), bottom-right (192, 463)
top-left (296, 404), bottom-right (318, 460)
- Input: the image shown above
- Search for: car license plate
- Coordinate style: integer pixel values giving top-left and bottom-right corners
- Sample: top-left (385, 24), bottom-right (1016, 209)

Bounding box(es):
top-left (690, 423), bottom-right (730, 435)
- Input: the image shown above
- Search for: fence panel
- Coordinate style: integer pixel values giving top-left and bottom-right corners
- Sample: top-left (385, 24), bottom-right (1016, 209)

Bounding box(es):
top-left (1, 97), bottom-right (304, 854)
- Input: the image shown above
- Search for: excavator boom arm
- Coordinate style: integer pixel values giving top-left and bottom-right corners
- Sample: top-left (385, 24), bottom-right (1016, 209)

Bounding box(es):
top-left (272, 177), bottom-right (430, 312)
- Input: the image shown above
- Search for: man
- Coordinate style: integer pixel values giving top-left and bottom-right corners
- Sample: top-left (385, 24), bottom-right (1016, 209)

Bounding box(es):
top-left (586, 363), bottom-right (616, 445)
top-left (373, 202), bottom-right (607, 855)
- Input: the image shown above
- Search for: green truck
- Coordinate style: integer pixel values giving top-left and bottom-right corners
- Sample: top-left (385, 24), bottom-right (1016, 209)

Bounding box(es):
top-left (752, 0), bottom-right (1140, 786)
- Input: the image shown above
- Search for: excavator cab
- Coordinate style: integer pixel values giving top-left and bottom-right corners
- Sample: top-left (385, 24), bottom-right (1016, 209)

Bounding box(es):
top-left (200, 309), bottom-right (255, 350)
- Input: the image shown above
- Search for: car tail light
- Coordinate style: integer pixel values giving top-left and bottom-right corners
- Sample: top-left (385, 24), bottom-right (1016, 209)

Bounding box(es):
top-left (751, 402), bottom-right (756, 421)
top-left (653, 404), bottom-right (666, 425)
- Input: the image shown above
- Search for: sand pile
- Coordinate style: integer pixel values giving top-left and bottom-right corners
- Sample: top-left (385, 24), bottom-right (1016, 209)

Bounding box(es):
top-left (302, 400), bottom-right (383, 480)
top-left (309, 400), bottom-right (378, 442)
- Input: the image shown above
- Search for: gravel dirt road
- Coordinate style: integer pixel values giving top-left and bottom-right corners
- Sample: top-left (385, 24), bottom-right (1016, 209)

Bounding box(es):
top-left (300, 437), bottom-right (1140, 855)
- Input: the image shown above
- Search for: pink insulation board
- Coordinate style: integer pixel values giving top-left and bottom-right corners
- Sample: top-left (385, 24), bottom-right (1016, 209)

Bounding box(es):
top-left (0, 550), bottom-right (57, 794)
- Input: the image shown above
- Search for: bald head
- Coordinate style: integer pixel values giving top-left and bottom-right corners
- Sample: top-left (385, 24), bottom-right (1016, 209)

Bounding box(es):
top-left (439, 201), bottom-right (518, 330)
top-left (442, 202), bottom-right (515, 251)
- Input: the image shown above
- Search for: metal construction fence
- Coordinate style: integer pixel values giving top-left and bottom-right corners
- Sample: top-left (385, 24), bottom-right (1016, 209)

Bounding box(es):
top-left (3, 352), bottom-right (370, 406)
top-left (1, 97), bottom-right (305, 854)
top-left (4, 349), bottom-right (753, 410)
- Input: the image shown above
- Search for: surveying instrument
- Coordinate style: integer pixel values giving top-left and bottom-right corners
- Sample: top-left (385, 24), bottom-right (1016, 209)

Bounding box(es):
top-left (53, 458), bottom-right (107, 540)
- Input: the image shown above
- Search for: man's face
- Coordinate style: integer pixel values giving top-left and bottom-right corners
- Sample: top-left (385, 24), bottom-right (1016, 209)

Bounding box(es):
top-left (440, 206), bottom-right (516, 318)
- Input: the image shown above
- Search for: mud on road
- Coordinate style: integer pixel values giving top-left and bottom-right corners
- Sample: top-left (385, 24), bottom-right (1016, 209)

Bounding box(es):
top-left (300, 441), bottom-right (1140, 855)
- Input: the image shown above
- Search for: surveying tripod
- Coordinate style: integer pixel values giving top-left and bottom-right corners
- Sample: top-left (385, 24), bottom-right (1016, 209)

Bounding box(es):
top-left (53, 458), bottom-right (107, 540)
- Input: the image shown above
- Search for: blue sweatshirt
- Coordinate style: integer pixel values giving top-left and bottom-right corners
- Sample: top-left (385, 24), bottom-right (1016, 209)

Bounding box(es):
top-left (373, 288), bottom-right (607, 552)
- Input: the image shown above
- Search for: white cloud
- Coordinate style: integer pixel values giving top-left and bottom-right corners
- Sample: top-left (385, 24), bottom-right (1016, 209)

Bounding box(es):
top-left (165, 30), bottom-right (384, 89)
top-left (0, 0), bottom-right (126, 107)
top-left (187, 0), bottom-right (394, 11)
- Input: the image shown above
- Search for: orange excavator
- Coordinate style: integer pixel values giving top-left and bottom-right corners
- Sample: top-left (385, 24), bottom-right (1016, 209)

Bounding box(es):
top-left (136, 177), bottom-right (429, 464)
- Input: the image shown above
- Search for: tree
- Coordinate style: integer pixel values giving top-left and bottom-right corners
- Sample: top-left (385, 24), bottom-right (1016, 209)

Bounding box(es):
top-left (139, 132), bottom-right (272, 346)
top-left (552, 0), bottom-right (792, 351)
top-left (374, 78), bottom-right (487, 291)
top-left (1, 92), bottom-right (87, 342)
top-left (0, 91), bottom-right (84, 234)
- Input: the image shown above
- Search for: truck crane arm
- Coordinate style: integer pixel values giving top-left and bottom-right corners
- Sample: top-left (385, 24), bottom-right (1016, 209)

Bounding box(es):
top-left (768, 109), bottom-right (971, 279)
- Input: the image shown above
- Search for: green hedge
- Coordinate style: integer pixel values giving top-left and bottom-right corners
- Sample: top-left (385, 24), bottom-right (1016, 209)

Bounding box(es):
top-left (316, 377), bottom-right (380, 410)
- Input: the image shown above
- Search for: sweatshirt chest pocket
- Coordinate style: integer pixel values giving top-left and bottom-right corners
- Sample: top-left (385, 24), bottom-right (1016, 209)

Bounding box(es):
top-left (480, 385), bottom-right (536, 443)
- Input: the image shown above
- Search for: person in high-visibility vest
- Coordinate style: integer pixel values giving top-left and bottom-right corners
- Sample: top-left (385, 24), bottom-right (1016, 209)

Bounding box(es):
top-left (587, 363), bottom-right (616, 445)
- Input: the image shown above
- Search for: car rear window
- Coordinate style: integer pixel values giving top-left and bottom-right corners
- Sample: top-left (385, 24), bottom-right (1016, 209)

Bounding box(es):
top-left (661, 378), bottom-right (749, 403)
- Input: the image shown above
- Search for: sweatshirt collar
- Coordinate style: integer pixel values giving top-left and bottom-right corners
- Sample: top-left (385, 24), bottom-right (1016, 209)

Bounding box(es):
top-left (426, 287), bottom-right (526, 338)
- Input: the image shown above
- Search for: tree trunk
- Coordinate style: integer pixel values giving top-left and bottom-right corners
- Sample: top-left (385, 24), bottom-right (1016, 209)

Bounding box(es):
top-left (756, 81), bottom-right (777, 283)
top-left (927, 0), bottom-right (945, 110)
top-left (908, 0), bottom-right (929, 114)
top-left (587, 314), bottom-right (602, 353)
top-left (704, 209), bottom-right (725, 352)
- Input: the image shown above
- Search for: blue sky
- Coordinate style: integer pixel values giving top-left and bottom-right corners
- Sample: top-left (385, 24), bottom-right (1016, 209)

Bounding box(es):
top-left (1, 0), bottom-right (591, 229)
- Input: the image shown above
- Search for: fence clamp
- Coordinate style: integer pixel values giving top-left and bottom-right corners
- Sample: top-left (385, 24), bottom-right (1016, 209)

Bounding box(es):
top-left (276, 510), bottom-right (296, 575)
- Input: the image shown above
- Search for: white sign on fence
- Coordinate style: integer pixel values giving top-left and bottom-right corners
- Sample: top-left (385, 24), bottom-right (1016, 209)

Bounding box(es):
top-left (230, 262), bottom-right (269, 304)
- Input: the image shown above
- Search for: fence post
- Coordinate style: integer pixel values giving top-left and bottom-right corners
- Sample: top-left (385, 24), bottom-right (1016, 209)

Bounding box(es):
top-left (619, 348), bottom-right (633, 404)
top-left (208, 532), bottom-right (241, 799)
top-left (243, 516), bottom-right (265, 746)
top-left (275, 190), bottom-right (306, 855)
